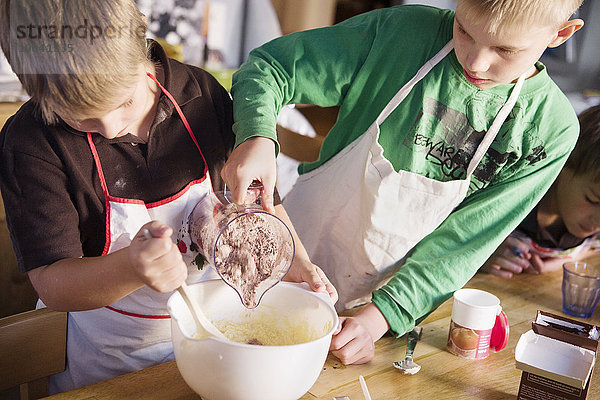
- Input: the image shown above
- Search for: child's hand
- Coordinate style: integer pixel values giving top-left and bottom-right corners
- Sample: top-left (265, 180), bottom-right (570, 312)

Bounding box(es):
top-left (529, 254), bottom-right (566, 273)
top-left (529, 249), bottom-right (599, 274)
top-left (272, 204), bottom-right (338, 303)
top-left (221, 137), bottom-right (277, 213)
top-left (480, 235), bottom-right (535, 278)
top-left (128, 221), bottom-right (188, 293)
top-left (329, 303), bottom-right (389, 365)
top-left (283, 257), bottom-right (338, 304)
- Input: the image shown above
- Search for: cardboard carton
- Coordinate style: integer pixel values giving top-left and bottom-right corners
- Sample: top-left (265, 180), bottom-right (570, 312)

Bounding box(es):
top-left (270, 0), bottom-right (337, 34)
top-left (515, 311), bottom-right (599, 400)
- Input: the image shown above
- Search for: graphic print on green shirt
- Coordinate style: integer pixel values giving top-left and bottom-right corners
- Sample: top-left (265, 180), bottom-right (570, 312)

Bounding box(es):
top-left (402, 96), bottom-right (547, 192)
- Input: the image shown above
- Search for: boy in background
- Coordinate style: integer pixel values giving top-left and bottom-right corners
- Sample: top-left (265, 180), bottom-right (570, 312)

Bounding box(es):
top-left (482, 104), bottom-right (600, 278)
top-left (221, 0), bottom-right (584, 364)
top-left (0, 0), bottom-right (334, 393)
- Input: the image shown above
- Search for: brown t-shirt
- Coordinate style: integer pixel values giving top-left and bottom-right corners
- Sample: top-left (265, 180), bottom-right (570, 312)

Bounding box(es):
top-left (0, 42), bottom-right (279, 272)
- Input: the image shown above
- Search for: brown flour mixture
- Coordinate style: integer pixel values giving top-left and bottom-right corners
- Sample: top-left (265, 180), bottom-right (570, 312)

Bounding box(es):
top-left (215, 212), bottom-right (293, 308)
top-left (190, 203), bottom-right (293, 308)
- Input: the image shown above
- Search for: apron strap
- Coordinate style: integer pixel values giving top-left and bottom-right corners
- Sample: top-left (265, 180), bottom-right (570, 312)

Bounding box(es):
top-left (376, 40), bottom-right (454, 126)
top-left (371, 37), bottom-right (526, 179)
top-left (465, 72), bottom-right (526, 176)
top-left (87, 133), bottom-right (113, 255)
top-left (87, 133), bottom-right (111, 198)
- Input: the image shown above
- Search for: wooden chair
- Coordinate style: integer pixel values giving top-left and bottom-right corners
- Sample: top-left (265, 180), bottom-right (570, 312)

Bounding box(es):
top-left (276, 105), bottom-right (338, 162)
top-left (0, 101), bottom-right (39, 320)
top-left (0, 308), bottom-right (67, 400)
top-left (277, 123), bottom-right (324, 162)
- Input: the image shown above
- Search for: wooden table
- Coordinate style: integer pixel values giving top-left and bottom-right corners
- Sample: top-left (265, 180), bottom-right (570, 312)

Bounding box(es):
top-left (45, 256), bottom-right (600, 400)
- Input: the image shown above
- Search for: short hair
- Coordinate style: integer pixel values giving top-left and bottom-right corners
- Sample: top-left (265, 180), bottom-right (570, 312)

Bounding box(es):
top-left (0, 0), bottom-right (150, 124)
top-left (458, 0), bottom-right (583, 35)
top-left (565, 105), bottom-right (600, 182)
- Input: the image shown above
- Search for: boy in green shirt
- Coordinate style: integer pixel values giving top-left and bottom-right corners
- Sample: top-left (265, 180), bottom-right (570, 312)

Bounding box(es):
top-left (222, 0), bottom-right (584, 364)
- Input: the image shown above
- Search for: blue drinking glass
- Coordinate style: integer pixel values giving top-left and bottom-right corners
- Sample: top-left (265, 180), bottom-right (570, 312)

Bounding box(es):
top-left (562, 262), bottom-right (600, 319)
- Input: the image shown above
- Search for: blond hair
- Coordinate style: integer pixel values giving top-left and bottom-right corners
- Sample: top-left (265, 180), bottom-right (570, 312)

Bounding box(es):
top-left (0, 0), bottom-right (150, 124)
top-left (458, 0), bottom-right (583, 35)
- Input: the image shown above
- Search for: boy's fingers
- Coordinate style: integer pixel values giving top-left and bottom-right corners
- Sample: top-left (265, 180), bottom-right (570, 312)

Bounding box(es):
top-left (227, 173), bottom-right (252, 205)
top-left (490, 268), bottom-right (513, 279)
top-left (501, 260), bottom-right (523, 274)
top-left (140, 221), bottom-right (171, 239)
top-left (524, 265), bottom-right (540, 274)
top-left (529, 255), bottom-right (544, 273)
top-left (305, 268), bottom-right (323, 291)
top-left (330, 320), bottom-right (353, 350)
top-left (315, 267), bottom-right (338, 304)
top-left (261, 191), bottom-right (275, 213)
top-left (484, 263), bottom-right (513, 279)
top-left (520, 258), bottom-right (536, 273)
top-left (332, 316), bottom-right (346, 336)
top-left (502, 246), bottom-right (532, 270)
top-left (220, 150), bottom-right (250, 205)
top-left (260, 176), bottom-right (276, 213)
top-left (506, 237), bottom-right (531, 257)
top-left (230, 184), bottom-right (246, 205)
top-left (483, 260), bottom-right (518, 278)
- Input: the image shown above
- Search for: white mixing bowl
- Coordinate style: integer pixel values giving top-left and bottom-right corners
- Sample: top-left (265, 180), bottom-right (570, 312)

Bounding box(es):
top-left (167, 280), bottom-right (338, 400)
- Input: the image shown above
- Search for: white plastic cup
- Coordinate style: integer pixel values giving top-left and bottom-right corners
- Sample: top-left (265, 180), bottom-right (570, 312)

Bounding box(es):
top-left (447, 288), bottom-right (509, 360)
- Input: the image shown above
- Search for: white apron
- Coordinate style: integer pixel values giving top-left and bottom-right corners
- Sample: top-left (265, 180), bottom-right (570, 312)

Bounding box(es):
top-left (50, 74), bottom-right (219, 393)
top-left (284, 40), bottom-right (526, 311)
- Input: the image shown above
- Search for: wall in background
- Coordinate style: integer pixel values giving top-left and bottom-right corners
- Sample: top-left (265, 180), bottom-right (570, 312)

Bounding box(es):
top-left (271, 0), bottom-right (337, 35)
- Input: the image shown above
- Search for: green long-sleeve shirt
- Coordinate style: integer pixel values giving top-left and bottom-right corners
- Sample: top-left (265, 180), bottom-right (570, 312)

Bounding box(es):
top-left (231, 5), bottom-right (579, 335)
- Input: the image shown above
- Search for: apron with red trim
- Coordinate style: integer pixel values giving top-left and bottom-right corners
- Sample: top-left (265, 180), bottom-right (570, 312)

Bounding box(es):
top-left (50, 73), bottom-right (219, 393)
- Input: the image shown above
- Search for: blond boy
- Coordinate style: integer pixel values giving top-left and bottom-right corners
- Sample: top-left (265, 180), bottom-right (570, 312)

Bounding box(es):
top-left (0, 0), bottom-right (334, 392)
top-left (222, 0), bottom-right (584, 364)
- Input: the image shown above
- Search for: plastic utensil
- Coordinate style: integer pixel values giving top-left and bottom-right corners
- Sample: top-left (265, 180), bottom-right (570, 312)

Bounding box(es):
top-left (177, 282), bottom-right (227, 340)
top-left (359, 375), bottom-right (372, 400)
top-left (393, 326), bottom-right (422, 374)
top-left (142, 229), bottom-right (227, 340)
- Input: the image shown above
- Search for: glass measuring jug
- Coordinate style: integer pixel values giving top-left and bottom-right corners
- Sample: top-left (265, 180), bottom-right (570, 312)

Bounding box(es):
top-left (188, 182), bottom-right (295, 308)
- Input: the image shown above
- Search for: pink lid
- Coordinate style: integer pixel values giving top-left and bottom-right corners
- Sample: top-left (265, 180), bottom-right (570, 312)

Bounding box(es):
top-left (490, 310), bottom-right (509, 352)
